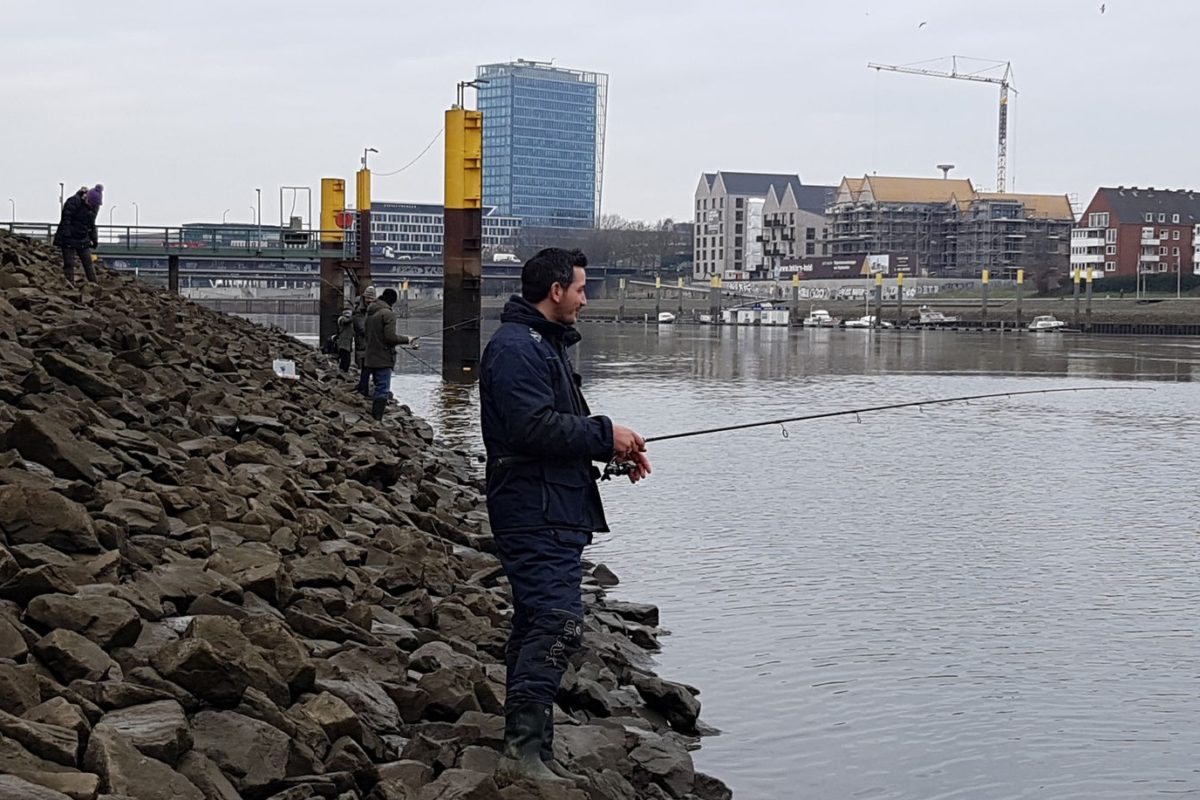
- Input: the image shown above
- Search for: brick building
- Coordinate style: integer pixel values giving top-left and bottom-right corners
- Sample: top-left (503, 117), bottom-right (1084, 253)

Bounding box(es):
top-left (1071, 187), bottom-right (1200, 278)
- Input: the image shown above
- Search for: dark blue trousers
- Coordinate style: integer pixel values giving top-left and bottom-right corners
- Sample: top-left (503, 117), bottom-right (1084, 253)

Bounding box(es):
top-left (495, 529), bottom-right (587, 758)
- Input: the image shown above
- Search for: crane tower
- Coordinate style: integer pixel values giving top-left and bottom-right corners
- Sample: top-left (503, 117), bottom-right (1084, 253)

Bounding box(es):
top-left (868, 56), bottom-right (1015, 192)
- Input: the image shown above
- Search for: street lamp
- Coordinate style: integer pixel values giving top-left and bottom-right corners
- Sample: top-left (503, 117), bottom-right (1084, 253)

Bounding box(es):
top-left (255, 188), bottom-right (261, 227)
top-left (132, 201), bottom-right (139, 227)
top-left (6, 199), bottom-right (13, 223)
top-left (58, 183), bottom-right (64, 211)
top-left (362, 147), bottom-right (378, 169)
top-left (222, 208), bottom-right (230, 224)
top-left (108, 205), bottom-right (117, 225)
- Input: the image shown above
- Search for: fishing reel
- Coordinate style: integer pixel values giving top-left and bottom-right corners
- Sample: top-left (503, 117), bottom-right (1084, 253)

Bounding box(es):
top-left (601, 458), bottom-right (638, 481)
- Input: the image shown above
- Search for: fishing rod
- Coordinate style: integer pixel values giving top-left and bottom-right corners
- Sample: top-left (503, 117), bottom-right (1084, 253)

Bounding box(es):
top-left (405, 316), bottom-right (482, 339)
top-left (602, 386), bottom-right (1149, 477)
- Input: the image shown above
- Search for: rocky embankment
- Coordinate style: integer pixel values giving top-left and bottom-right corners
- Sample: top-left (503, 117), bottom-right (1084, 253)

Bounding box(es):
top-left (0, 231), bottom-right (730, 800)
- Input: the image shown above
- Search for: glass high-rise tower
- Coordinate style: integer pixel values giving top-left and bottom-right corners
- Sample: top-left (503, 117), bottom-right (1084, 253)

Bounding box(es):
top-left (477, 60), bottom-right (608, 230)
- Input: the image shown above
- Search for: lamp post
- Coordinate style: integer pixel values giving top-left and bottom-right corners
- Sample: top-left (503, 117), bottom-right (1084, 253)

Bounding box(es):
top-left (6, 199), bottom-right (13, 223)
top-left (59, 183), bottom-right (64, 211)
top-left (222, 208), bottom-right (230, 224)
top-left (132, 201), bottom-right (139, 227)
top-left (108, 205), bottom-right (117, 225)
top-left (255, 188), bottom-right (261, 227)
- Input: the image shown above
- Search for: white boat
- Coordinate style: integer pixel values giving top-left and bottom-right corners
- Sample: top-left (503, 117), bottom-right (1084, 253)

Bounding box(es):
top-left (844, 315), bottom-right (894, 329)
top-left (914, 305), bottom-right (960, 326)
top-left (657, 311), bottom-right (676, 324)
top-left (1027, 314), bottom-right (1065, 332)
top-left (698, 313), bottom-right (713, 325)
top-left (802, 309), bottom-right (838, 328)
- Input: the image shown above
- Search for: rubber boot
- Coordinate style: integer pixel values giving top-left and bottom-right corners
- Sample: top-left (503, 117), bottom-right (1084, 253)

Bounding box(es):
top-left (496, 704), bottom-right (570, 784)
top-left (541, 713), bottom-right (586, 782)
top-left (371, 398), bottom-right (386, 421)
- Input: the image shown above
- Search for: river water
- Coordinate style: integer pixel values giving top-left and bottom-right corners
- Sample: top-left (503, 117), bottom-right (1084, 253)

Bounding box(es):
top-left (383, 322), bottom-right (1200, 800)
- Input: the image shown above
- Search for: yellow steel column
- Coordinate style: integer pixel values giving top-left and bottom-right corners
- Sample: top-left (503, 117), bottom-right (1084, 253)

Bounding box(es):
top-left (443, 106), bottom-right (483, 382)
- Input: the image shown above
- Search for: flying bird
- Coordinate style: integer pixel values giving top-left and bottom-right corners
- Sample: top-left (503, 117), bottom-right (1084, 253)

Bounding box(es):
top-left (918, 20), bottom-right (927, 28)
top-left (1100, 3), bottom-right (1105, 12)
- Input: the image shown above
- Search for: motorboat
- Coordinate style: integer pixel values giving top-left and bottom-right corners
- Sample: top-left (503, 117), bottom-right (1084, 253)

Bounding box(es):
top-left (1027, 314), bottom-right (1065, 332)
top-left (914, 305), bottom-right (960, 326)
top-left (802, 309), bottom-right (838, 328)
top-left (844, 315), bottom-right (894, 329)
top-left (698, 313), bottom-right (713, 325)
top-left (657, 311), bottom-right (676, 324)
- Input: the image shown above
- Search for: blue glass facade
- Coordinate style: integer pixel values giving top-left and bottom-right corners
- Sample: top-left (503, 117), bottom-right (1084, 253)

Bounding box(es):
top-left (477, 61), bottom-right (607, 230)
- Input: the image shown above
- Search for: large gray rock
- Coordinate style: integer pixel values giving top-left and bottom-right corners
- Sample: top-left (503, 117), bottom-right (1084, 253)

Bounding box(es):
top-left (26, 594), bottom-right (142, 649)
top-left (94, 701), bottom-right (190, 765)
top-left (296, 691), bottom-right (362, 744)
top-left (414, 769), bottom-right (497, 800)
top-left (190, 710), bottom-right (291, 796)
top-left (22, 697), bottom-right (92, 742)
top-left (0, 486), bottom-right (101, 553)
top-left (41, 352), bottom-right (124, 400)
top-left (632, 674), bottom-right (701, 734)
top-left (629, 734), bottom-right (695, 799)
top-left (151, 616), bottom-right (289, 708)
top-left (0, 662), bottom-right (43, 715)
top-left (313, 677), bottom-right (403, 735)
top-left (84, 728), bottom-right (203, 800)
top-left (101, 499), bottom-right (168, 536)
top-left (32, 629), bottom-right (121, 683)
top-left (238, 615), bottom-right (314, 695)
top-left (0, 775), bottom-right (73, 800)
top-left (175, 751), bottom-right (241, 800)
top-left (0, 565), bottom-right (77, 604)
top-left (0, 615), bottom-right (31, 659)
top-left (0, 416), bottom-right (104, 482)
top-left (0, 708), bottom-right (79, 766)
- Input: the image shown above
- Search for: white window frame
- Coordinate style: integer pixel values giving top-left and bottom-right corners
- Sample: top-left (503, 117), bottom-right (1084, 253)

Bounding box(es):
top-left (1105, 261), bottom-right (1116, 272)
top-left (1106, 244), bottom-right (1116, 255)
top-left (1158, 213), bottom-right (1166, 223)
top-left (1106, 228), bottom-right (1117, 243)
top-left (1173, 214), bottom-right (1180, 223)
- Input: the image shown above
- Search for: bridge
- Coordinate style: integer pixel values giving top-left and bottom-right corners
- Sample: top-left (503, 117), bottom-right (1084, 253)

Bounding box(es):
top-left (0, 221), bottom-right (638, 295)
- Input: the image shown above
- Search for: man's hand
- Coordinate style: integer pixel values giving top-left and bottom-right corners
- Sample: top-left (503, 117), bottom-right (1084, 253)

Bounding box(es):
top-left (612, 424), bottom-right (651, 484)
top-left (624, 449), bottom-right (652, 484)
top-left (612, 424), bottom-right (645, 458)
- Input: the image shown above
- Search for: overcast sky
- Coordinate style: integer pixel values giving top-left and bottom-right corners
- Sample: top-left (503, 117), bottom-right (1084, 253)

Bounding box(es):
top-left (1, 0), bottom-right (1194, 227)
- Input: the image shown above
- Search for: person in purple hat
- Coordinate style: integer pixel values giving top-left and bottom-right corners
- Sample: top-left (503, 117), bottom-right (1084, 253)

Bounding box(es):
top-left (53, 183), bottom-right (102, 283)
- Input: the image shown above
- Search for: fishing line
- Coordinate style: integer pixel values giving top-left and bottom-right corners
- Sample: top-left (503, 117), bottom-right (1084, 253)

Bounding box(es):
top-left (602, 386), bottom-right (1151, 478)
top-left (644, 386), bottom-right (1147, 443)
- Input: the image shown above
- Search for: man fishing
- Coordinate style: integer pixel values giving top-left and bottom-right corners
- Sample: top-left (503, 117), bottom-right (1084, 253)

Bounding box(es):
top-left (480, 247), bottom-right (651, 783)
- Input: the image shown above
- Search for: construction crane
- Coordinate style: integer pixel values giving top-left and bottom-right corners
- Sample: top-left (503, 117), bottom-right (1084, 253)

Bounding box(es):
top-left (868, 56), bottom-right (1015, 193)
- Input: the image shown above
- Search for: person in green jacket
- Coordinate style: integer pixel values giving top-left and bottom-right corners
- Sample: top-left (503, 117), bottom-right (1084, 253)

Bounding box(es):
top-left (334, 309), bottom-right (355, 372)
top-left (362, 288), bottom-right (418, 421)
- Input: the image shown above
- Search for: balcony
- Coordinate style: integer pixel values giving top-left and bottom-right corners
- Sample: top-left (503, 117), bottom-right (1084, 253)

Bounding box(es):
top-left (1073, 237), bottom-right (1104, 249)
top-left (1140, 253), bottom-right (1161, 263)
top-left (1070, 254), bottom-right (1104, 264)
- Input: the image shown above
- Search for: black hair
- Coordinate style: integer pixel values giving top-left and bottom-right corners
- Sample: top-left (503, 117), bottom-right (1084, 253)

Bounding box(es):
top-left (380, 288), bottom-right (398, 305)
top-left (521, 248), bottom-right (588, 303)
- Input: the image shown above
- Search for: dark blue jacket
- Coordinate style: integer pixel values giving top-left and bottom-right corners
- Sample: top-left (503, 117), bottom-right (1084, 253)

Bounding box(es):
top-left (481, 296), bottom-right (614, 538)
top-left (53, 192), bottom-right (97, 249)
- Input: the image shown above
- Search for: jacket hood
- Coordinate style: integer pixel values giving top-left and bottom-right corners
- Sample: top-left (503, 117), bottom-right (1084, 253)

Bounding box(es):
top-left (500, 295), bottom-right (581, 346)
top-left (367, 298), bottom-right (392, 314)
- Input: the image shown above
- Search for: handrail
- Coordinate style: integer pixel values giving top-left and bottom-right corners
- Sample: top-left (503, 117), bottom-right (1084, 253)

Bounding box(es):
top-left (0, 221), bottom-right (349, 257)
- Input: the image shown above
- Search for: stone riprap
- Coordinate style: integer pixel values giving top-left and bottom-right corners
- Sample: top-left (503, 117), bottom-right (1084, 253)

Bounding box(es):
top-left (0, 231), bottom-right (730, 800)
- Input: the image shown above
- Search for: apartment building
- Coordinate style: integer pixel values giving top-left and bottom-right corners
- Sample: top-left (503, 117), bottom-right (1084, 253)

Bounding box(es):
top-left (693, 172), bottom-right (835, 280)
top-left (1071, 187), bottom-right (1200, 278)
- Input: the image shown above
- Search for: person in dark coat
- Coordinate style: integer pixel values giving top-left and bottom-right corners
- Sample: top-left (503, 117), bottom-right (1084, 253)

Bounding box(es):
top-left (334, 309), bottom-right (355, 372)
top-left (362, 288), bottom-right (417, 421)
top-left (480, 247), bottom-right (651, 783)
top-left (53, 184), bottom-right (102, 283)
top-left (352, 285), bottom-right (375, 396)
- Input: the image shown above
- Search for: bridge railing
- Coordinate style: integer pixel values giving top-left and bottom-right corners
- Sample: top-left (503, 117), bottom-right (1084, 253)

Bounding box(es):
top-left (0, 222), bottom-right (351, 258)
